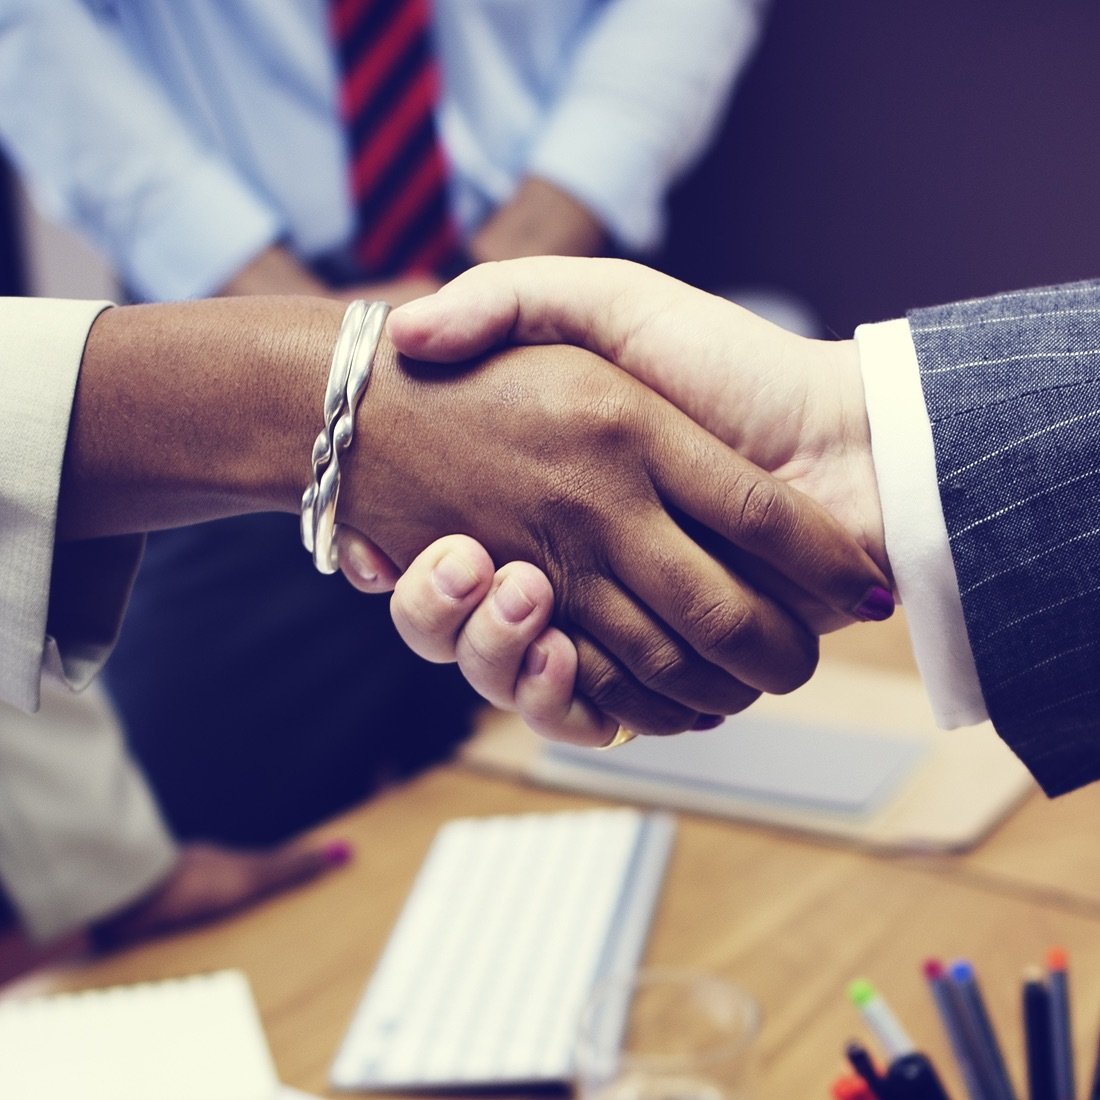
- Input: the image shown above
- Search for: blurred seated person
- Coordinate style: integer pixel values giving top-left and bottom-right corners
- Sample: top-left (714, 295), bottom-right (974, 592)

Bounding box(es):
top-left (0, 0), bottom-right (770, 950)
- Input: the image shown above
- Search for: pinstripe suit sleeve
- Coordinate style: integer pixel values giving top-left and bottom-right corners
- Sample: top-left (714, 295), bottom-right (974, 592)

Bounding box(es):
top-left (908, 279), bottom-right (1100, 795)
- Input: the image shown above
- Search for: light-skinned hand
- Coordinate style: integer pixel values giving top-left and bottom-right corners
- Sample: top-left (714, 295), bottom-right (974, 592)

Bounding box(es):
top-left (373, 257), bottom-right (891, 743)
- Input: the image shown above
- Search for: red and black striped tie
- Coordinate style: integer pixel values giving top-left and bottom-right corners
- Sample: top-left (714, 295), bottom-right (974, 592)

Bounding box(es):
top-left (330, 0), bottom-right (460, 279)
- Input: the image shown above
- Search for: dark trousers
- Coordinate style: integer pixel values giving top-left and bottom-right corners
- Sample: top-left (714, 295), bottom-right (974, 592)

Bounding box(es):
top-left (103, 513), bottom-right (478, 846)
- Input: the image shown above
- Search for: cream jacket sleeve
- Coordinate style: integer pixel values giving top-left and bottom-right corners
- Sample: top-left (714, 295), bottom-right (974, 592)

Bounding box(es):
top-left (0, 297), bottom-right (175, 941)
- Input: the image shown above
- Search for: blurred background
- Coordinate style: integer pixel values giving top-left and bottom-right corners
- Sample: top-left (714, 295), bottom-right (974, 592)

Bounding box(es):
top-left (645, 0), bottom-right (1100, 335)
top-left (6, 1), bottom-right (1099, 330)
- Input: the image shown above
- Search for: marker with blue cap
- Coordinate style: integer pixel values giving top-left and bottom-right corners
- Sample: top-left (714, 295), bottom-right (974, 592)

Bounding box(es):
top-left (949, 960), bottom-right (1014, 1100)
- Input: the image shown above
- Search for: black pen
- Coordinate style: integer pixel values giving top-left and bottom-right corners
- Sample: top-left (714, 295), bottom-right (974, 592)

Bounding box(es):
top-left (885, 1051), bottom-right (954, 1100)
top-left (1088, 1018), bottom-right (1100, 1100)
top-left (847, 1039), bottom-right (890, 1099)
top-left (1023, 968), bottom-right (1056, 1100)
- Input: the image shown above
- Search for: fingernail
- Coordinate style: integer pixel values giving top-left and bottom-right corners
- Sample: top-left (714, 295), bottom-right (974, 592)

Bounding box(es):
top-left (393, 297), bottom-right (430, 318)
top-left (343, 538), bottom-right (377, 586)
top-left (693, 714), bottom-right (724, 731)
top-left (524, 642), bottom-right (548, 677)
top-left (323, 840), bottom-right (354, 867)
top-left (432, 551), bottom-right (479, 600)
top-left (394, 287), bottom-right (450, 319)
top-left (493, 576), bottom-right (536, 624)
top-left (855, 585), bottom-right (895, 621)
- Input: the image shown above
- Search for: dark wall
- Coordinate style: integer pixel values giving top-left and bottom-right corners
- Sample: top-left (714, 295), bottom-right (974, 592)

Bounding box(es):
top-left (656, 0), bottom-right (1100, 336)
top-left (0, 159), bottom-right (25, 298)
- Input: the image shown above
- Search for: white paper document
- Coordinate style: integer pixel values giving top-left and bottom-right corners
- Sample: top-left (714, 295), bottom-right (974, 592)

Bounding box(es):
top-left (0, 969), bottom-right (280, 1100)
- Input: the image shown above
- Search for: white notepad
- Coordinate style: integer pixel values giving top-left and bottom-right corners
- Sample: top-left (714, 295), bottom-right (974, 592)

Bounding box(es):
top-left (542, 715), bottom-right (925, 816)
top-left (0, 969), bottom-right (279, 1100)
top-left (463, 657), bottom-right (1033, 852)
top-left (331, 808), bottom-right (675, 1091)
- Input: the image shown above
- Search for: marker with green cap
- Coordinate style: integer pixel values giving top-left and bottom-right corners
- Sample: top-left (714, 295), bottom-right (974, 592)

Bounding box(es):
top-left (849, 978), bottom-right (916, 1060)
top-left (848, 980), bottom-right (953, 1100)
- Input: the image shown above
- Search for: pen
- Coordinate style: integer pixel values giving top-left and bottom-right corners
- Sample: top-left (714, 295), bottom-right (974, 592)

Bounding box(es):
top-left (849, 979), bottom-right (916, 1060)
top-left (884, 1051), bottom-right (953, 1100)
top-left (948, 960), bottom-right (1015, 1100)
top-left (847, 1039), bottom-right (889, 1098)
top-left (1045, 948), bottom-right (1074, 1100)
top-left (1087, 1018), bottom-right (1100, 1100)
top-left (1023, 968), bottom-right (1056, 1100)
top-left (923, 958), bottom-right (987, 1100)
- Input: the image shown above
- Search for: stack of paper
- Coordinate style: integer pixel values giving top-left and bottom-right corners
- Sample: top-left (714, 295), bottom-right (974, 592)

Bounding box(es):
top-left (0, 969), bottom-right (282, 1100)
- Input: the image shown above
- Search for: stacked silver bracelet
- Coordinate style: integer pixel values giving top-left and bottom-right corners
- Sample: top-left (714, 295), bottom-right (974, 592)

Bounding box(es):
top-left (300, 298), bottom-right (391, 574)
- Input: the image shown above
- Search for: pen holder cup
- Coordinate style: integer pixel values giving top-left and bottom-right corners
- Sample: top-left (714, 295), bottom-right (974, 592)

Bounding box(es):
top-left (575, 969), bottom-right (760, 1100)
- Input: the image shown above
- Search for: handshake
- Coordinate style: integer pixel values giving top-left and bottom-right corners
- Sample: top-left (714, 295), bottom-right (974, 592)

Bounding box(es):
top-left (63, 258), bottom-right (894, 750)
top-left (328, 257), bottom-right (896, 747)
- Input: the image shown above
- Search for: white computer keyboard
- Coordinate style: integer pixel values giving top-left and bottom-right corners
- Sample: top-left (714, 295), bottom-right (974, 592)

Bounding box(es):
top-left (330, 807), bottom-right (675, 1091)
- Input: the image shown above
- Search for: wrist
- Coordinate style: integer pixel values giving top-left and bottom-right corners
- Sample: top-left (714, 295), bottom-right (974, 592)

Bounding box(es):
top-left (827, 338), bottom-right (889, 579)
top-left (468, 176), bottom-right (605, 262)
top-left (333, 327), bottom-right (407, 542)
top-left (60, 297), bottom-right (345, 539)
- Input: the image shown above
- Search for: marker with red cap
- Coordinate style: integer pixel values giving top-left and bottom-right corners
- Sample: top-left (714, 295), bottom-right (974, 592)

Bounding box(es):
top-left (831, 1072), bottom-right (877, 1100)
top-left (923, 959), bottom-right (989, 1100)
top-left (1047, 947), bottom-right (1074, 1100)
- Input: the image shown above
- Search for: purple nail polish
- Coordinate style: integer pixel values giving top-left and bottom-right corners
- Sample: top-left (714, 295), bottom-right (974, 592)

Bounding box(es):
top-left (693, 714), bottom-right (724, 731)
top-left (855, 585), bottom-right (895, 622)
top-left (323, 840), bottom-right (354, 867)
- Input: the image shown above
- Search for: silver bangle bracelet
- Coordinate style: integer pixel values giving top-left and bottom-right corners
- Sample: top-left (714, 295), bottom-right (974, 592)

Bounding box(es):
top-left (300, 298), bottom-right (391, 574)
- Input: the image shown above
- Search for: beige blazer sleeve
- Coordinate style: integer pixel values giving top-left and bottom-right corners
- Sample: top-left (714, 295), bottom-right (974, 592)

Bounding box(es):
top-left (0, 297), bottom-right (175, 940)
top-left (0, 296), bottom-right (143, 708)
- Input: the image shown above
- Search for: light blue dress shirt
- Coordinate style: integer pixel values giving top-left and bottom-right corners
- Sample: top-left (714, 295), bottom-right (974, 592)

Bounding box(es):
top-left (0, 0), bottom-right (764, 300)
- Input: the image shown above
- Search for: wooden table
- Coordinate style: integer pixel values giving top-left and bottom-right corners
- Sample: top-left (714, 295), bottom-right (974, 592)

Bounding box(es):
top-left (8, 616), bottom-right (1100, 1099)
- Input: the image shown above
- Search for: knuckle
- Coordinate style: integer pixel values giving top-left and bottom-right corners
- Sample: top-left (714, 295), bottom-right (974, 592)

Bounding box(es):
top-left (688, 593), bottom-right (761, 667)
top-left (630, 635), bottom-right (700, 699)
top-left (624, 629), bottom-right (771, 717)
top-left (454, 636), bottom-right (509, 706)
top-left (391, 582), bottom-right (456, 662)
top-left (552, 567), bottom-right (607, 630)
top-left (721, 685), bottom-right (764, 717)
top-left (769, 633), bottom-right (820, 695)
top-left (575, 649), bottom-right (627, 709)
top-left (681, 590), bottom-right (821, 695)
top-left (576, 652), bottom-right (695, 736)
top-left (574, 380), bottom-right (639, 452)
top-left (731, 473), bottom-right (790, 543)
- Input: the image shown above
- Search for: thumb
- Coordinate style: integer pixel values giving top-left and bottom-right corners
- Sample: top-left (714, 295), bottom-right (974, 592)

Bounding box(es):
top-left (387, 256), bottom-right (662, 363)
top-left (336, 526), bottom-right (401, 593)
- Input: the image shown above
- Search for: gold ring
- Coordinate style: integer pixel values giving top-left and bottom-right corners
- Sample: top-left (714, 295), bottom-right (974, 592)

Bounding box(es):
top-left (598, 725), bottom-right (637, 750)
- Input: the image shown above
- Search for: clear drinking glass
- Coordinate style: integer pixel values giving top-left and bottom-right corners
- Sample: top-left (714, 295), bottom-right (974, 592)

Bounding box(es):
top-left (575, 969), bottom-right (760, 1100)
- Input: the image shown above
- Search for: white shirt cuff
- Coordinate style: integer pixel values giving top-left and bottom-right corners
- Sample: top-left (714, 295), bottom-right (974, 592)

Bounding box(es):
top-left (855, 318), bottom-right (988, 728)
